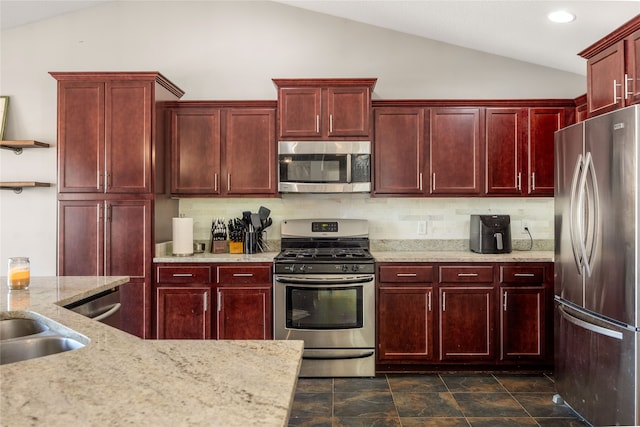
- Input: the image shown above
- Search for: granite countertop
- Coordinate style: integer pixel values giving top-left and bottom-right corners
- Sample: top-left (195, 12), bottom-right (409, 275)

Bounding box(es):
top-left (154, 250), bottom-right (554, 263)
top-left (154, 252), bottom-right (280, 263)
top-left (0, 277), bottom-right (303, 427)
top-left (371, 250), bottom-right (554, 263)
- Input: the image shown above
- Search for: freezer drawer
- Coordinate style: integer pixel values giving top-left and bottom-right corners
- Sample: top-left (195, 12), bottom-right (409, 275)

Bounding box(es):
top-left (554, 301), bottom-right (638, 426)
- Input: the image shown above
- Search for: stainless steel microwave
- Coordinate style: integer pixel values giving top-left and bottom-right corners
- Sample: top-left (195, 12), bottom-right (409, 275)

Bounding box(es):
top-left (278, 141), bottom-right (371, 193)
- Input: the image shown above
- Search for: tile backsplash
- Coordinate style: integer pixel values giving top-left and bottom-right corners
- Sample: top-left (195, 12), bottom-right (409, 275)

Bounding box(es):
top-left (178, 195), bottom-right (554, 251)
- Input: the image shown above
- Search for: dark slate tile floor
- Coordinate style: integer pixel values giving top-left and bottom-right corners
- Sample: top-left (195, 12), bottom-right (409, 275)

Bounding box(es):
top-left (288, 373), bottom-right (590, 427)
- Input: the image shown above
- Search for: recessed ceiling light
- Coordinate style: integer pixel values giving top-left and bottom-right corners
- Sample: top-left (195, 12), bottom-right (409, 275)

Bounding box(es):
top-left (548, 10), bottom-right (576, 23)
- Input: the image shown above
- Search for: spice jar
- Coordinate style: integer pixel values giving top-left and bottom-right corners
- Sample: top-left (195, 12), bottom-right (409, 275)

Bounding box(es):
top-left (8, 257), bottom-right (30, 290)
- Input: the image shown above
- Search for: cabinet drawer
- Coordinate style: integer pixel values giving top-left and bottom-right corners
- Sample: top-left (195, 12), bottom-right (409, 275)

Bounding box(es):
top-left (500, 266), bottom-right (544, 284)
top-left (156, 266), bottom-right (212, 284)
top-left (379, 265), bottom-right (434, 283)
top-left (439, 266), bottom-right (494, 283)
top-left (217, 265), bottom-right (272, 284)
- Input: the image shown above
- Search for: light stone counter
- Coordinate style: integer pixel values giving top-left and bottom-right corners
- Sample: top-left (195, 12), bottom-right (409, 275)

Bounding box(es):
top-left (0, 277), bottom-right (303, 427)
top-left (154, 252), bottom-right (279, 263)
top-left (371, 250), bottom-right (554, 263)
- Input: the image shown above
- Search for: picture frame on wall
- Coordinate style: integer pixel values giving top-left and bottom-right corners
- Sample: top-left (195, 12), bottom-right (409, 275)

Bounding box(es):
top-left (0, 96), bottom-right (8, 140)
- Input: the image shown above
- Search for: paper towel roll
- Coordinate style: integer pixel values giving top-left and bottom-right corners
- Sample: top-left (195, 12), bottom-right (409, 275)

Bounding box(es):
top-left (172, 217), bottom-right (193, 256)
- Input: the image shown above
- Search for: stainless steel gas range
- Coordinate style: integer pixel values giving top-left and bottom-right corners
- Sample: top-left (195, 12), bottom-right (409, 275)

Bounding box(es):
top-left (273, 219), bottom-right (375, 377)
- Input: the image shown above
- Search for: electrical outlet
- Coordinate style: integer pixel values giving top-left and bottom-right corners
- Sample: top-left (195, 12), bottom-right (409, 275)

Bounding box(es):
top-left (417, 220), bottom-right (427, 235)
top-left (522, 221), bottom-right (530, 234)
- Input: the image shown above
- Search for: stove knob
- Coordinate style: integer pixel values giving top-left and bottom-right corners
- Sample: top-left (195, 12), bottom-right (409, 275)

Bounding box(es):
top-left (341, 265), bottom-right (349, 272)
top-left (299, 264), bottom-right (307, 273)
top-left (352, 264), bottom-right (360, 272)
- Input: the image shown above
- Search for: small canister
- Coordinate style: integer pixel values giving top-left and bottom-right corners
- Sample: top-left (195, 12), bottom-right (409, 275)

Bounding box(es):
top-left (8, 257), bottom-right (30, 290)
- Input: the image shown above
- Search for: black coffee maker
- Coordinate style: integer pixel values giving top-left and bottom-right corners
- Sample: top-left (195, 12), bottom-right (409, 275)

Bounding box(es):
top-left (469, 214), bottom-right (512, 254)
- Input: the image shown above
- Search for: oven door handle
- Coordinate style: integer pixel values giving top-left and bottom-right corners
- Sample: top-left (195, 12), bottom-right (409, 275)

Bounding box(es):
top-left (274, 275), bottom-right (374, 285)
top-left (303, 349), bottom-right (375, 360)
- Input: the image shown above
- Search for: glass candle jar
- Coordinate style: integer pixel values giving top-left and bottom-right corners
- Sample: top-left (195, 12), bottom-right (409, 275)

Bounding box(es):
top-left (8, 257), bottom-right (30, 290)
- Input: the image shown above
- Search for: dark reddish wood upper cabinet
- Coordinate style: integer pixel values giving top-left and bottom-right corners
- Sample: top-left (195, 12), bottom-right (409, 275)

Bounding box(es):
top-left (627, 28), bottom-right (640, 105)
top-left (373, 107), bottom-right (426, 195)
top-left (585, 41), bottom-right (626, 116)
top-left (224, 108), bottom-right (276, 195)
top-left (273, 78), bottom-right (376, 140)
top-left (580, 15), bottom-right (640, 116)
top-left (485, 108), bottom-right (526, 195)
top-left (430, 108), bottom-right (482, 195)
top-left (527, 108), bottom-right (566, 196)
top-left (55, 79), bottom-right (153, 194)
top-left (170, 108), bottom-right (221, 195)
top-left (168, 103), bottom-right (276, 197)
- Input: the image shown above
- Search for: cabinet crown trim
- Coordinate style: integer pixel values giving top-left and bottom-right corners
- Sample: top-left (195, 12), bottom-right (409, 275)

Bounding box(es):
top-left (272, 78), bottom-right (377, 91)
top-left (578, 14), bottom-right (640, 58)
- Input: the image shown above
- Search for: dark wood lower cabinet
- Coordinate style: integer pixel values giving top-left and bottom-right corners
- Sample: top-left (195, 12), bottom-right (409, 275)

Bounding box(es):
top-left (376, 262), bottom-right (553, 372)
top-left (378, 286), bottom-right (434, 362)
top-left (217, 287), bottom-right (272, 339)
top-left (156, 286), bottom-right (211, 339)
top-left (439, 286), bottom-right (494, 361)
top-left (153, 263), bottom-right (272, 340)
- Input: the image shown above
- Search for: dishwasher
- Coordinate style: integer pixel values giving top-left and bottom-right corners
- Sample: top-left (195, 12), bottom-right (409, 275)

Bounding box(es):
top-left (64, 287), bottom-right (122, 330)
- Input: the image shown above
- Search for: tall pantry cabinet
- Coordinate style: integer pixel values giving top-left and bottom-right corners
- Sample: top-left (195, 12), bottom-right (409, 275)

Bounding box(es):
top-left (51, 72), bottom-right (184, 339)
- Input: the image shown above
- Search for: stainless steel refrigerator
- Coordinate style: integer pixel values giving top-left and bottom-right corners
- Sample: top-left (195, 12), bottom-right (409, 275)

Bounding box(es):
top-left (554, 104), bottom-right (640, 426)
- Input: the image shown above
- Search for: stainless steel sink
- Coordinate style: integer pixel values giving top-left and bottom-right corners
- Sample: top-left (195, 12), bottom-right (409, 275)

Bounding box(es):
top-left (0, 318), bottom-right (49, 340)
top-left (0, 336), bottom-right (85, 365)
top-left (0, 313), bottom-right (88, 365)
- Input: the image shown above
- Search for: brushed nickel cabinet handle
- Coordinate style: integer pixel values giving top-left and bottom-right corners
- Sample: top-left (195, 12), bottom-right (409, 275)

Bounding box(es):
top-left (531, 172), bottom-right (536, 191)
top-left (514, 273), bottom-right (535, 277)
top-left (396, 273), bottom-right (417, 277)
top-left (172, 273), bottom-right (193, 277)
top-left (442, 292), bottom-right (446, 312)
top-left (233, 273), bottom-right (254, 277)
top-left (457, 273), bottom-right (478, 277)
top-left (427, 291), bottom-right (432, 312)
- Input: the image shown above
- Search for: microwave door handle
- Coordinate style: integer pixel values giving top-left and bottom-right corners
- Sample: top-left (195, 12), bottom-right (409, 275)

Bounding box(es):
top-left (346, 154), bottom-right (352, 183)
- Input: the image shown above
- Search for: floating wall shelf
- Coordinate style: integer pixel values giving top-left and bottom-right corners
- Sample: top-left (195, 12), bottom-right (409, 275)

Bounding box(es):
top-left (0, 182), bottom-right (51, 194)
top-left (0, 140), bottom-right (50, 155)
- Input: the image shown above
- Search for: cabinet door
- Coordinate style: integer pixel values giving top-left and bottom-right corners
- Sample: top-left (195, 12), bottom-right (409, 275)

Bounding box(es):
top-left (373, 107), bottom-right (425, 195)
top-left (105, 199), bottom-right (150, 280)
top-left (587, 41), bottom-right (626, 116)
top-left (378, 286), bottom-right (434, 361)
top-left (439, 287), bottom-right (494, 361)
top-left (485, 108), bottom-right (526, 195)
top-left (171, 108), bottom-right (221, 195)
top-left (430, 108), bottom-right (482, 195)
top-left (105, 81), bottom-right (152, 193)
top-left (224, 108), bottom-right (276, 195)
top-left (500, 287), bottom-right (545, 360)
top-left (57, 81), bottom-right (105, 193)
top-left (327, 86), bottom-right (371, 137)
top-left (58, 200), bottom-right (104, 275)
top-left (156, 287), bottom-right (211, 339)
top-left (528, 108), bottom-right (565, 196)
top-left (216, 287), bottom-right (272, 340)
top-left (278, 87), bottom-right (322, 138)
top-left (627, 29), bottom-right (640, 105)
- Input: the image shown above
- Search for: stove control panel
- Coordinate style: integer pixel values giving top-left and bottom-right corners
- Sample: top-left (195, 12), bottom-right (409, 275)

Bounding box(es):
top-left (274, 262), bottom-right (375, 275)
top-left (311, 221), bottom-right (338, 233)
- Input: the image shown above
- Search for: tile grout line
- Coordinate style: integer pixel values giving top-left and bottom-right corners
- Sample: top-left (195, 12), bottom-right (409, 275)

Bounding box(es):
top-left (438, 373), bottom-right (473, 427)
top-left (491, 373), bottom-right (543, 427)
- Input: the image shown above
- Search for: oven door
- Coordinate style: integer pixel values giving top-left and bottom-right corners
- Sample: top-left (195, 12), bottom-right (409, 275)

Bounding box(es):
top-left (274, 274), bottom-right (375, 349)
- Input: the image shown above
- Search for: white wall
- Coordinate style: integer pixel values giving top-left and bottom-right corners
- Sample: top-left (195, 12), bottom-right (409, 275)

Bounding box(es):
top-left (0, 1), bottom-right (582, 275)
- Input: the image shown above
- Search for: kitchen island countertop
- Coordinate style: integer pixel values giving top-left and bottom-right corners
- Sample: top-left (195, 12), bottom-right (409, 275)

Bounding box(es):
top-left (0, 277), bottom-right (303, 427)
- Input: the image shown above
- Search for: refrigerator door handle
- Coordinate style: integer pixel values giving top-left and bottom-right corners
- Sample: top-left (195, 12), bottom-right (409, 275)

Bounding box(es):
top-left (559, 305), bottom-right (623, 340)
top-left (584, 151), bottom-right (600, 276)
top-left (576, 152), bottom-right (594, 277)
top-left (569, 154), bottom-right (584, 272)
